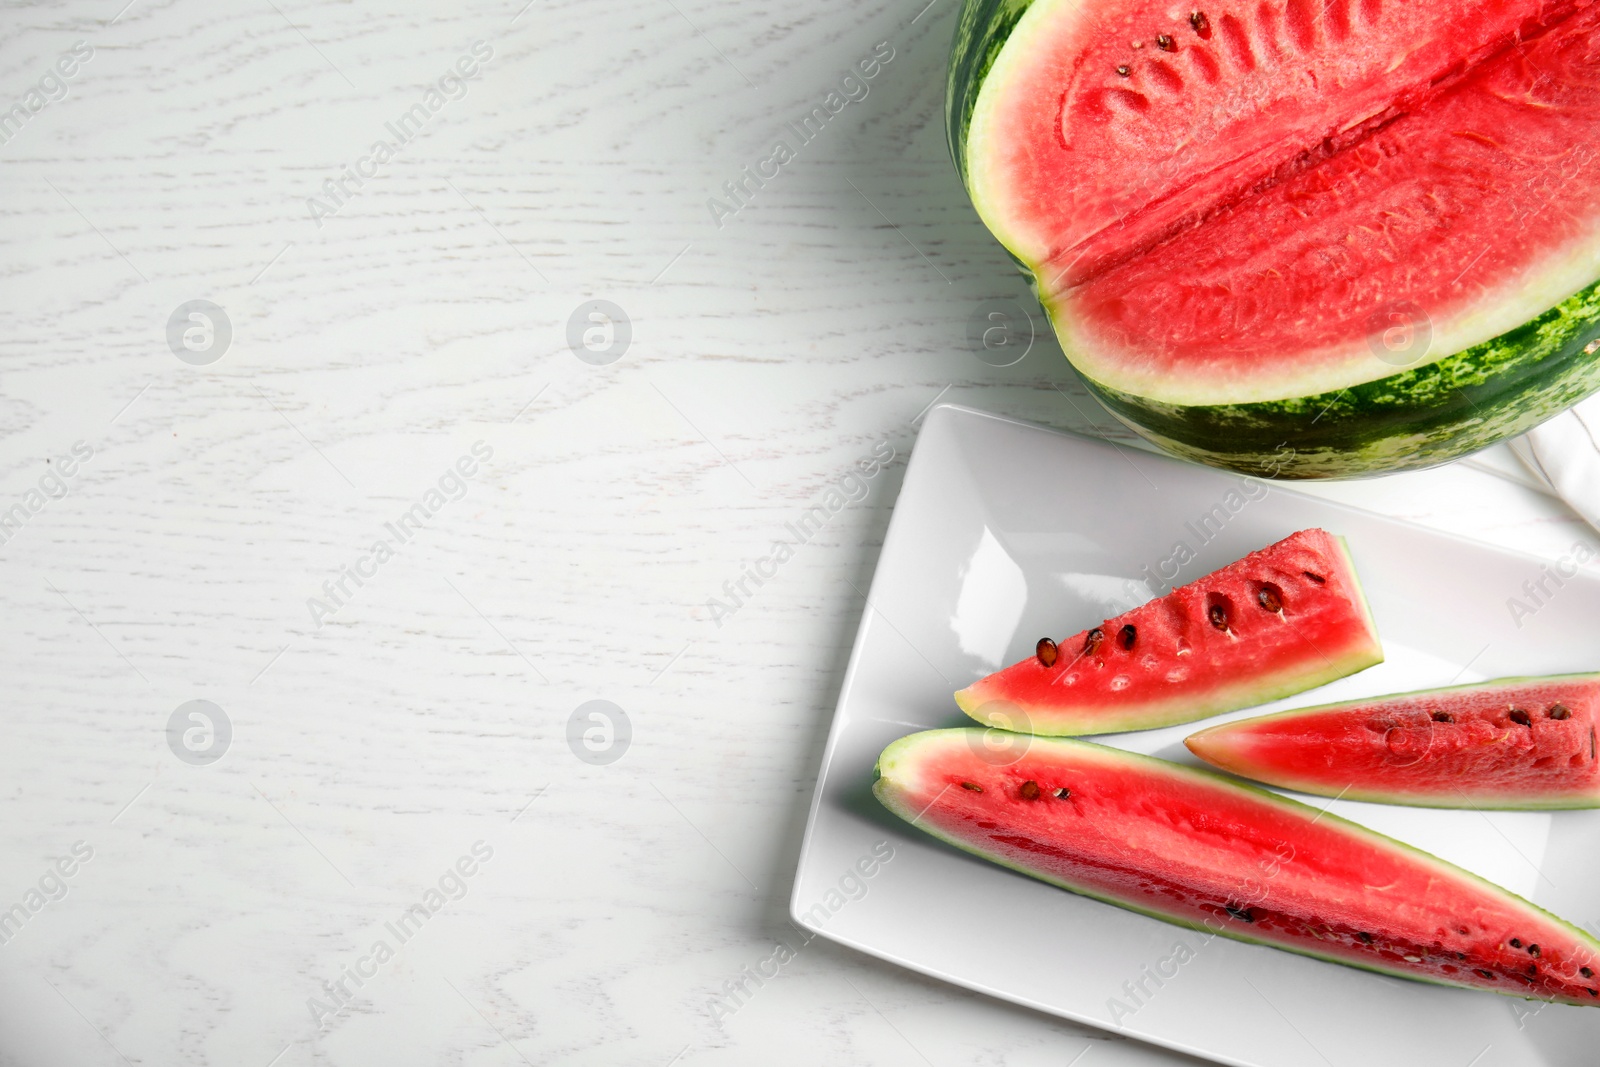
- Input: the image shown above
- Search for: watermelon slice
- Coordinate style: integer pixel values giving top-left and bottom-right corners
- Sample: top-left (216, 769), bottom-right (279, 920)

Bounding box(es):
top-left (955, 528), bottom-right (1381, 735)
top-left (1186, 674), bottom-right (1600, 808)
top-left (949, 0), bottom-right (1600, 477)
top-left (876, 729), bottom-right (1600, 1005)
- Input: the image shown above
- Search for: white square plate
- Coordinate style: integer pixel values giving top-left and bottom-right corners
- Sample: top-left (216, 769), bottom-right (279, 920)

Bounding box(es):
top-left (792, 404), bottom-right (1600, 1067)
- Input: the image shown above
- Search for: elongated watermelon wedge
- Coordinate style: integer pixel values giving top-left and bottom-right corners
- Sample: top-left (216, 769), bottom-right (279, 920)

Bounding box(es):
top-left (1186, 674), bottom-right (1600, 808)
top-left (956, 528), bottom-right (1381, 734)
top-left (949, 0), bottom-right (1600, 477)
top-left (876, 729), bottom-right (1600, 1004)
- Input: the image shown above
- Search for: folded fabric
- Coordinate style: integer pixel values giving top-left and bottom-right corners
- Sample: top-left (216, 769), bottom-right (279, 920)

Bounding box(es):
top-left (1509, 395), bottom-right (1600, 533)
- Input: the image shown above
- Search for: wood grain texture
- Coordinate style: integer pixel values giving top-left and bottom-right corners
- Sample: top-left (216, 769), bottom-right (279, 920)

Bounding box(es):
top-left (0, 1), bottom-right (1592, 1064)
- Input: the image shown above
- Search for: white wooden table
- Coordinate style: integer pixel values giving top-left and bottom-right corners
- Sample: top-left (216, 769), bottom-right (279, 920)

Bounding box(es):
top-left (0, 2), bottom-right (1591, 1064)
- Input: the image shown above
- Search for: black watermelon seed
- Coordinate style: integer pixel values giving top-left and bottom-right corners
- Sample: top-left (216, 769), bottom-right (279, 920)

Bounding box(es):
top-left (1549, 703), bottom-right (1572, 720)
top-left (1118, 624), bottom-right (1137, 650)
top-left (1583, 966), bottom-right (1594, 978)
top-left (1054, 786), bottom-right (1071, 799)
top-left (1510, 708), bottom-right (1532, 726)
top-left (1036, 637), bottom-right (1059, 668)
top-left (1116, 64), bottom-right (1131, 76)
top-left (1084, 627), bottom-right (1105, 655)
top-left (961, 781), bottom-right (983, 792)
top-left (1431, 711), bottom-right (1454, 723)
top-left (1019, 780), bottom-right (1041, 801)
top-left (1357, 932), bottom-right (1373, 944)
top-left (1257, 585), bottom-right (1283, 612)
top-left (1302, 570), bottom-right (1326, 584)
top-left (1156, 33), bottom-right (1176, 51)
top-left (1476, 969), bottom-right (1496, 980)
top-left (1529, 944), bottom-right (1541, 957)
top-left (1189, 10), bottom-right (1211, 36)
top-left (1591, 727), bottom-right (1595, 759)
top-left (1511, 938), bottom-right (1523, 948)
top-left (1208, 603), bottom-right (1229, 631)
top-left (1226, 906), bottom-right (1254, 923)
top-left (1456, 952), bottom-right (1467, 960)
top-left (1589, 988), bottom-right (1599, 997)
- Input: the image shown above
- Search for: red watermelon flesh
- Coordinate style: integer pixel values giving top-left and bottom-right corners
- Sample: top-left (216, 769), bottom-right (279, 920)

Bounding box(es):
top-left (968, 0), bottom-right (1600, 403)
top-left (955, 528), bottom-right (1382, 735)
top-left (876, 729), bottom-right (1600, 1005)
top-left (1186, 674), bottom-right (1600, 808)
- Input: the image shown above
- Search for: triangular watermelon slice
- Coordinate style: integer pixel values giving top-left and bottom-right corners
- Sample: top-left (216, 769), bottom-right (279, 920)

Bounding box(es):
top-left (1187, 674), bottom-right (1600, 808)
top-left (956, 528), bottom-right (1382, 735)
top-left (876, 729), bottom-right (1600, 1005)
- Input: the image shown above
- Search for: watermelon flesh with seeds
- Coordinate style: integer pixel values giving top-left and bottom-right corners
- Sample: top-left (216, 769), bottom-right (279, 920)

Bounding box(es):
top-left (950, 0), bottom-right (1600, 477)
top-left (956, 528), bottom-right (1382, 734)
top-left (876, 729), bottom-right (1600, 1004)
top-left (1186, 674), bottom-right (1600, 808)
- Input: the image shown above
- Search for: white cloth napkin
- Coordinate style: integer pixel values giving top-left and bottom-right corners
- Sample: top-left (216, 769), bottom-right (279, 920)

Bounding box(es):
top-left (1509, 395), bottom-right (1600, 532)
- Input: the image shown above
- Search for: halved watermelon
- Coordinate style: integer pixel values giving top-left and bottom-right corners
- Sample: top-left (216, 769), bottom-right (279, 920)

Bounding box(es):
top-left (950, 0), bottom-right (1600, 477)
top-left (876, 729), bottom-right (1600, 1004)
top-left (1187, 674), bottom-right (1600, 808)
top-left (956, 528), bottom-right (1381, 734)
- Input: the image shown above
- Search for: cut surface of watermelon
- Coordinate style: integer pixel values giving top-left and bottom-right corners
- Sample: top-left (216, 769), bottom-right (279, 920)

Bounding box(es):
top-left (950, 0), bottom-right (1600, 475)
top-left (967, 0), bottom-right (1600, 403)
top-left (1186, 674), bottom-right (1600, 808)
top-left (876, 729), bottom-right (1600, 1005)
top-left (955, 528), bottom-right (1381, 734)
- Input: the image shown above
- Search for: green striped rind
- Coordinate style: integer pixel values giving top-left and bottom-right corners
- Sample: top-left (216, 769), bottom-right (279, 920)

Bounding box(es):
top-left (1088, 279), bottom-right (1600, 478)
top-left (945, 1), bottom-right (1600, 479)
top-left (875, 729), bottom-right (1600, 1003)
top-left (946, 0), bottom-right (1036, 186)
top-left (947, 0), bottom-right (1041, 290)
